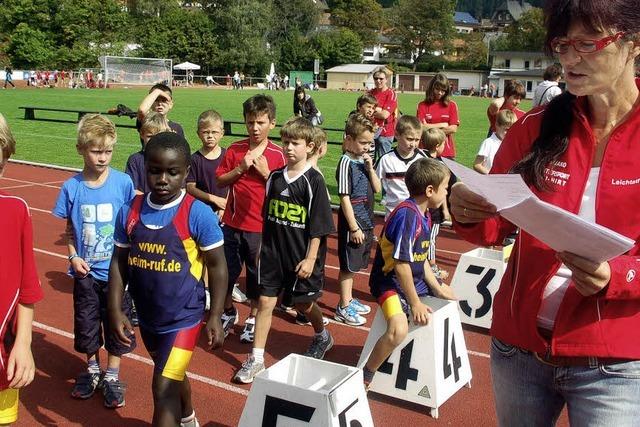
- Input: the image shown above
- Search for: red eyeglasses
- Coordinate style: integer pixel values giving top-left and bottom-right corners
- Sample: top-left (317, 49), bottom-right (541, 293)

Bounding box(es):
top-left (550, 32), bottom-right (626, 54)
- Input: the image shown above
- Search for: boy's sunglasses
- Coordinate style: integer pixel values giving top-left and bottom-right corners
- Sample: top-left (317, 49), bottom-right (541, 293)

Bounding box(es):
top-left (550, 32), bottom-right (626, 54)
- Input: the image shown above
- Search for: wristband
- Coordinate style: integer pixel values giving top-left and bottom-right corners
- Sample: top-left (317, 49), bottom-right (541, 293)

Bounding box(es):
top-left (350, 227), bottom-right (360, 233)
top-left (68, 254), bottom-right (79, 262)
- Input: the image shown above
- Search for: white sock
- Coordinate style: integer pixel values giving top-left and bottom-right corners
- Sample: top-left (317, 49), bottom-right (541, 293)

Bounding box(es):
top-left (181, 411), bottom-right (195, 423)
top-left (252, 347), bottom-right (265, 364)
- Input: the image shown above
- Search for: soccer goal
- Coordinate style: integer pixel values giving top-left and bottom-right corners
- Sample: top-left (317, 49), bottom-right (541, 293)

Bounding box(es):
top-left (100, 56), bottom-right (172, 87)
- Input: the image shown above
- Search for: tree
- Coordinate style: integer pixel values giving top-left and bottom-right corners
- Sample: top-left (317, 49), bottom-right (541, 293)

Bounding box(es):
top-left (277, 29), bottom-right (315, 73)
top-left (206, 0), bottom-right (275, 75)
top-left (330, 0), bottom-right (384, 46)
top-left (493, 8), bottom-right (546, 52)
top-left (309, 28), bottom-right (363, 70)
top-left (456, 31), bottom-right (488, 68)
top-left (6, 23), bottom-right (53, 68)
top-left (389, 0), bottom-right (456, 70)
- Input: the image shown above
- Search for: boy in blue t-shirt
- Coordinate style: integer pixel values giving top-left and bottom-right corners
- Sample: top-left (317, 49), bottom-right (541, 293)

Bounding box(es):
top-left (363, 158), bottom-right (456, 389)
top-left (108, 132), bottom-right (227, 427)
top-left (52, 114), bottom-right (136, 408)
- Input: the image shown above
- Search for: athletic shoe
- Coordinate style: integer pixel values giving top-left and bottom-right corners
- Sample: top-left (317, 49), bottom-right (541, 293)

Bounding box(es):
top-left (349, 298), bottom-right (371, 315)
top-left (276, 302), bottom-right (295, 313)
top-left (221, 309), bottom-right (239, 338)
top-left (232, 283), bottom-right (248, 303)
top-left (335, 304), bottom-right (366, 326)
top-left (233, 355), bottom-right (265, 384)
top-left (431, 264), bottom-right (449, 281)
top-left (295, 312), bottom-right (329, 326)
top-left (303, 333), bottom-right (334, 359)
top-left (240, 317), bottom-right (255, 343)
top-left (71, 372), bottom-right (102, 399)
top-left (102, 378), bottom-right (126, 408)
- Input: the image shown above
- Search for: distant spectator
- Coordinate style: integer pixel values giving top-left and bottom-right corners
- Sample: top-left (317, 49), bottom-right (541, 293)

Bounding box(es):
top-left (3, 66), bottom-right (15, 89)
top-left (293, 86), bottom-right (322, 125)
top-left (532, 64), bottom-right (563, 108)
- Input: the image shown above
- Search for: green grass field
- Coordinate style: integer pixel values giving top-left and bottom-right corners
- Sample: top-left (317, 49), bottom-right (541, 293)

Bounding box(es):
top-left (0, 87), bottom-right (530, 203)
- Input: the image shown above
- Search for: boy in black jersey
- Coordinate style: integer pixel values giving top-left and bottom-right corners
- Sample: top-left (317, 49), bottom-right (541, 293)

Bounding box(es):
top-left (233, 117), bottom-right (335, 384)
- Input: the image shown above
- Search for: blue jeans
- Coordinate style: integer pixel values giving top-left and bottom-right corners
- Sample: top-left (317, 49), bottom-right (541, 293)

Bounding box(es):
top-left (375, 135), bottom-right (394, 161)
top-left (491, 337), bottom-right (640, 426)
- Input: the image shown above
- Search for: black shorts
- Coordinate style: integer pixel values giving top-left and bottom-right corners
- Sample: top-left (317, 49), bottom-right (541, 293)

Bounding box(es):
top-left (223, 225), bottom-right (261, 300)
top-left (259, 261), bottom-right (323, 304)
top-left (73, 275), bottom-right (136, 356)
top-left (337, 216), bottom-right (374, 273)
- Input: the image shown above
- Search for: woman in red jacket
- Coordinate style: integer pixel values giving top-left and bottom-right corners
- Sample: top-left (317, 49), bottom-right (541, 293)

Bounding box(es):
top-left (450, 0), bottom-right (640, 424)
top-left (416, 73), bottom-right (459, 158)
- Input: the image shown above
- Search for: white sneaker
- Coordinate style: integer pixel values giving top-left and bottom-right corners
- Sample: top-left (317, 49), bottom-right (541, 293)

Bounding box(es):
top-left (233, 355), bottom-right (265, 384)
top-left (240, 317), bottom-right (255, 343)
top-left (232, 283), bottom-right (248, 303)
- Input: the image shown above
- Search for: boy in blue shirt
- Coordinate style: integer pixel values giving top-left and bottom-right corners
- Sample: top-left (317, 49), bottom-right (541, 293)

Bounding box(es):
top-left (52, 114), bottom-right (136, 408)
top-left (363, 158), bottom-right (456, 388)
top-left (109, 132), bottom-right (227, 427)
top-left (335, 113), bottom-right (381, 326)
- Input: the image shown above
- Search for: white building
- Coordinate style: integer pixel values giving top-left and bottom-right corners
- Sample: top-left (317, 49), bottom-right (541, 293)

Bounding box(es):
top-left (325, 64), bottom-right (383, 90)
top-left (491, 51), bottom-right (556, 72)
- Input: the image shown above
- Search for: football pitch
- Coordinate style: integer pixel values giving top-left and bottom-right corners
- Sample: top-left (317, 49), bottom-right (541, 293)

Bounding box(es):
top-left (0, 87), bottom-right (530, 202)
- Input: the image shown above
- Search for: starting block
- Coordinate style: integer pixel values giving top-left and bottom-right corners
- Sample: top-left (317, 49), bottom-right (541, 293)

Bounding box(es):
top-left (239, 354), bottom-right (374, 427)
top-left (357, 296), bottom-right (472, 419)
top-left (450, 246), bottom-right (511, 329)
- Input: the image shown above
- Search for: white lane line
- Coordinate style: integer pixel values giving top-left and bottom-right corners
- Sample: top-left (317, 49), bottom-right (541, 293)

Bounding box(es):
top-left (32, 321), bottom-right (249, 396)
top-left (0, 177), bottom-right (62, 189)
top-left (30, 206), bottom-right (52, 214)
top-left (34, 247), bottom-right (67, 259)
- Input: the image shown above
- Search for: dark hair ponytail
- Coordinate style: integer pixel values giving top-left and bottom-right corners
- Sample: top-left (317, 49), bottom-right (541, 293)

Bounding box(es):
top-left (512, 92), bottom-right (576, 190)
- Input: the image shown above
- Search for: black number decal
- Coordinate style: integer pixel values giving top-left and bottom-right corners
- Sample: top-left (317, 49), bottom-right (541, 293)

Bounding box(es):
top-left (459, 265), bottom-right (495, 318)
top-left (262, 395), bottom-right (315, 427)
top-left (377, 339), bottom-right (419, 390)
top-left (338, 398), bottom-right (363, 427)
top-left (442, 318), bottom-right (462, 382)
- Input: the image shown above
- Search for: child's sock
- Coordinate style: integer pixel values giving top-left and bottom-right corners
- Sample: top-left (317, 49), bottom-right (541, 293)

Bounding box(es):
top-left (224, 307), bottom-right (237, 315)
top-left (181, 410), bottom-right (195, 423)
top-left (87, 359), bottom-right (100, 375)
top-left (104, 367), bottom-right (119, 382)
top-left (315, 328), bottom-right (330, 341)
top-left (252, 348), bottom-right (265, 365)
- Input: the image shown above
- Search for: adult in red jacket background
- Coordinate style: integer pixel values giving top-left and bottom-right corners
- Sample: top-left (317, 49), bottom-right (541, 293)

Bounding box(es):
top-left (450, 0), bottom-right (640, 425)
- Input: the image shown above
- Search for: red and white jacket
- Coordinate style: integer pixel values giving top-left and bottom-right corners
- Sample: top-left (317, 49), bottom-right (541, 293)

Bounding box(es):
top-left (455, 88), bottom-right (640, 358)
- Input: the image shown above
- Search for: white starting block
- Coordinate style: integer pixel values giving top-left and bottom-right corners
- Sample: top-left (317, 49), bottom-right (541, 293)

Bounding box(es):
top-left (357, 296), bottom-right (472, 419)
top-left (239, 354), bottom-right (374, 427)
top-left (450, 246), bottom-right (511, 329)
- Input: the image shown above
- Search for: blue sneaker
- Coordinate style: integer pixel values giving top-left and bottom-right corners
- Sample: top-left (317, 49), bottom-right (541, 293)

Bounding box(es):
top-left (335, 304), bottom-right (366, 326)
top-left (349, 299), bottom-right (371, 315)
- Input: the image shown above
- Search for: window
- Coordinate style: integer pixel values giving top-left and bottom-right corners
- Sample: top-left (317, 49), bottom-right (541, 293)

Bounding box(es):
top-left (524, 60), bottom-right (530, 69)
top-left (505, 59), bottom-right (511, 68)
top-left (526, 81), bottom-right (533, 91)
top-left (534, 59), bottom-right (542, 68)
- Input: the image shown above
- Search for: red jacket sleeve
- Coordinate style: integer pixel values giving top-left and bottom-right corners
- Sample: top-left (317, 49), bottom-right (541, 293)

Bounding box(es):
top-left (216, 145), bottom-right (237, 178)
top-left (19, 204), bottom-right (43, 304)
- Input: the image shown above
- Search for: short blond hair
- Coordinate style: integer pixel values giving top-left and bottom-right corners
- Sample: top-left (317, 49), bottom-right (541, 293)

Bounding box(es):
top-left (496, 109), bottom-right (518, 128)
top-left (0, 113), bottom-right (16, 159)
top-left (421, 127), bottom-right (446, 152)
top-left (280, 116), bottom-right (315, 145)
top-left (140, 112), bottom-right (171, 135)
top-left (77, 114), bottom-right (116, 149)
top-left (344, 113), bottom-right (375, 139)
top-left (311, 126), bottom-right (328, 156)
top-left (197, 110), bottom-right (224, 130)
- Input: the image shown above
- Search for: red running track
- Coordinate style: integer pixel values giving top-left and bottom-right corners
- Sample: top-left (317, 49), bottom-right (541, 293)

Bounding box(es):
top-left (1, 161), bottom-right (568, 426)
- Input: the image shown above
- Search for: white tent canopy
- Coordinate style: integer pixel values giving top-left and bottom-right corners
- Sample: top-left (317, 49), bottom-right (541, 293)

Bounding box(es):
top-left (173, 61), bottom-right (201, 70)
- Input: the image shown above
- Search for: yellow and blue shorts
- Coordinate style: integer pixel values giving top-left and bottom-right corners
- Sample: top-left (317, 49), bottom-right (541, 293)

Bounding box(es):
top-left (0, 388), bottom-right (18, 425)
top-left (140, 322), bottom-right (202, 381)
top-left (376, 290), bottom-right (408, 320)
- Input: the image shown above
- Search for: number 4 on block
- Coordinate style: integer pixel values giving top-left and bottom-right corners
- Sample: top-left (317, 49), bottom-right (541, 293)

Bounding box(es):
top-left (357, 296), bottom-right (472, 419)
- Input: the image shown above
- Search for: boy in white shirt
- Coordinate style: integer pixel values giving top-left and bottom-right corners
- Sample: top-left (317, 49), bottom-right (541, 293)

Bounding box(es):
top-left (474, 110), bottom-right (517, 174)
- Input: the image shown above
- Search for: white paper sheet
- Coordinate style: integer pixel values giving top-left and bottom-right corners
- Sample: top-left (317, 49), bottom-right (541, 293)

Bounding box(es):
top-left (443, 159), bottom-right (635, 263)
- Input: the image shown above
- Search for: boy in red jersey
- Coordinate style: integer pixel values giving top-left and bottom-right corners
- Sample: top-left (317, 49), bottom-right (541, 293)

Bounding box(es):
top-left (216, 94), bottom-right (286, 344)
top-left (0, 114), bottom-right (44, 425)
